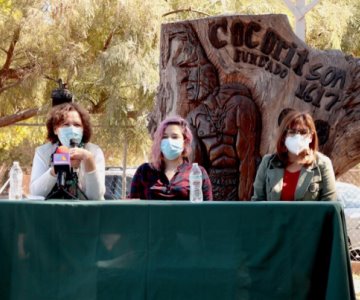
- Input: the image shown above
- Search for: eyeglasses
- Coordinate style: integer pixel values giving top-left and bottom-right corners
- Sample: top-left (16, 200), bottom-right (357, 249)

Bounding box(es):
top-left (287, 129), bottom-right (311, 136)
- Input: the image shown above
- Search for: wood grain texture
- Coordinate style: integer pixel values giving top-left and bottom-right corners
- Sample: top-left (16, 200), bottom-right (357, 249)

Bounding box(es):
top-left (149, 14), bottom-right (360, 200)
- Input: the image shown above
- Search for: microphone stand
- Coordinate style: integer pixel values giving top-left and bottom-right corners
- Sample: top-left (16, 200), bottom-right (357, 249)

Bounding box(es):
top-left (69, 139), bottom-right (88, 200)
top-left (45, 171), bottom-right (78, 200)
top-left (46, 186), bottom-right (78, 200)
top-left (69, 168), bottom-right (88, 200)
top-left (45, 141), bottom-right (90, 200)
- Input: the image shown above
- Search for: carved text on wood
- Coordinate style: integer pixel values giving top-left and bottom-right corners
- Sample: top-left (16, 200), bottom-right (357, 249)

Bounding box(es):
top-left (150, 14), bottom-right (360, 199)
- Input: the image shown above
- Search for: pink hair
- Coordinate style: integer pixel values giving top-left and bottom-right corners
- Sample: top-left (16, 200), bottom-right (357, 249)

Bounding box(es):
top-left (151, 116), bottom-right (193, 170)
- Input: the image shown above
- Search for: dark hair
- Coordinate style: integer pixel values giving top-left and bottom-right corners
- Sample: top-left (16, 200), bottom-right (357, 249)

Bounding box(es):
top-left (276, 111), bottom-right (319, 164)
top-left (51, 88), bottom-right (73, 107)
top-left (46, 102), bottom-right (92, 144)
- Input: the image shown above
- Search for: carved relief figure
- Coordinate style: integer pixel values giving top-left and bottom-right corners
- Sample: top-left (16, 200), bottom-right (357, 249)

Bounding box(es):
top-left (187, 83), bottom-right (261, 200)
top-left (169, 24), bottom-right (262, 200)
top-left (151, 15), bottom-right (360, 192)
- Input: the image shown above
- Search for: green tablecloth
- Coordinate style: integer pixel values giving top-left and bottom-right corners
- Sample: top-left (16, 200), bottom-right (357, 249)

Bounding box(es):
top-left (0, 200), bottom-right (355, 300)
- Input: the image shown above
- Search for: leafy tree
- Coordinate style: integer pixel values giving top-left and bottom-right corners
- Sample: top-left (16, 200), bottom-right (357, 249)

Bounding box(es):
top-left (0, 0), bottom-right (166, 178)
top-left (0, 0), bottom-right (359, 189)
top-left (306, 0), bottom-right (353, 50)
top-left (341, 1), bottom-right (360, 56)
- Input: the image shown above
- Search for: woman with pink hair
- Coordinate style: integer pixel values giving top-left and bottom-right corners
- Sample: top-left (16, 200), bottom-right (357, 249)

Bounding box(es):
top-left (130, 116), bottom-right (212, 200)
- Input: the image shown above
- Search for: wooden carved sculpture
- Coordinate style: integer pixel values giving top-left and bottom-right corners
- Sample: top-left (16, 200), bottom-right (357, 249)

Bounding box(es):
top-left (149, 14), bottom-right (360, 200)
top-left (187, 83), bottom-right (261, 200)
top-left (151, 23), bottom-right (261, 200)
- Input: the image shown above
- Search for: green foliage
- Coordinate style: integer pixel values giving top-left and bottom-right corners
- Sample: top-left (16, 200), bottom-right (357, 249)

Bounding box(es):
top-left (306, 0), bottom-right (353, 50)
top-left (341, 1), bottom-right (360, 56)
top-left (0, 124), bottom-right (46, 175)
top-left (0, 0), bottom-right (359, 178)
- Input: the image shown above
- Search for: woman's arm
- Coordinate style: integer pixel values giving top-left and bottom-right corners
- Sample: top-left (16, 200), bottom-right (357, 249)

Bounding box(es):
top-left (200, 166), bottom-right (213, 201)
top-left (318, 155), bottom-right (337, 201)
top-left (129, 164), bottom-right (146, 199)
top-left (251, 155), bottom-right (270, 201)
top-left (82, 145), bottom-right (106, 200)
top-left (30, 146), bottom-right (57, 197)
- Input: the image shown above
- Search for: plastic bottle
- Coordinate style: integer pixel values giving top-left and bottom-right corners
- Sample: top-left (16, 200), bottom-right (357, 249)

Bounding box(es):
top-left (9, 161), bottom-right (23, 200)
top-left (189, 163), bottom-right (203, 203)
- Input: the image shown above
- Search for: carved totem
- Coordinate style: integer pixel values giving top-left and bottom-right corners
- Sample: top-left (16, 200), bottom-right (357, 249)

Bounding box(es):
top-left (149, 14), bottom-right (360, 200)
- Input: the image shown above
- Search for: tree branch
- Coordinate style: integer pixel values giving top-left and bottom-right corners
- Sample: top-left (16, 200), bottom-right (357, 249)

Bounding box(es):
top-left (302, 0), bottom-right (320, 15)
top-left (0, 63), bottom-right (36, 92)
top-left (162, 7), bottom-right (210, 18)
top-left (0, 64), bottom-right (35, 80)
top-left (103, 27), bottom-right (118, 51)
top-left (0, 107), bottom-right (41, 127)
top-left (0, 81), bottom-right (22, 94)
top-left (2, 26), bottom-right (21, 71)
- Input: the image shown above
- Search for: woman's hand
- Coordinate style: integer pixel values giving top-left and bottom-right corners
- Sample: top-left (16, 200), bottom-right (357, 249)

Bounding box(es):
top-left (69, 148), bottom-right (96, 172)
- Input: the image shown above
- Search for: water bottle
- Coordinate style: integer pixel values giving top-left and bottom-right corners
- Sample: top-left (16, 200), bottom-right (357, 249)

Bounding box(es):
top-left (9, 161), bottom-right (23, 200)
top-left (189, 163), bottom-right (203, 203)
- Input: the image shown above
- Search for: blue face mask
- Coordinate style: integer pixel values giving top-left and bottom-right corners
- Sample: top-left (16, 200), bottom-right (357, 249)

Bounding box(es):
top-left (160, 138), bottom-right (184, 160)
top-left (57, 126), bottom-right (83, 147)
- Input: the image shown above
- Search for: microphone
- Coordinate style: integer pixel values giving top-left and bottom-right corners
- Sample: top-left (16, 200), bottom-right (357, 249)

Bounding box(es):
top-left (70, 138), bottom-right (79, 148)
top-left (53, 146), bottom-right (71, 187)
top-left (66, 138), bottom-right (88, 200)
top-left (46, 145), bottom-right (84, 200)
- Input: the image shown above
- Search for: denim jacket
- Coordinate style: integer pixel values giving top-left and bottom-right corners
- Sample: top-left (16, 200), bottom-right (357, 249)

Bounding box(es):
top-left (251, 152), bottom-right (336, 201)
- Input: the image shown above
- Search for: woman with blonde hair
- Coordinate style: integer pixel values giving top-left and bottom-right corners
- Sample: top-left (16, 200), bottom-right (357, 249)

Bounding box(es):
top-left (130, 116), bottom-right (212, 200)
top-left (252, 111), bottom-right (336, 201)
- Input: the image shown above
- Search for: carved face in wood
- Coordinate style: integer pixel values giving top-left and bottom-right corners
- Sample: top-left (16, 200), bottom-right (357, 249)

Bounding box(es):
top-left (169, 24), bottom-right (219, 106)
top-left (152, 14), bottom-right (360, 193)
top-left (185, 63), bottom-right (219, 102)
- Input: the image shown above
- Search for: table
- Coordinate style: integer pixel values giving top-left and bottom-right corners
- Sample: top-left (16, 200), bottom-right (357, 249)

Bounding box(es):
top-left (0, 200), bottom-right (355, 300)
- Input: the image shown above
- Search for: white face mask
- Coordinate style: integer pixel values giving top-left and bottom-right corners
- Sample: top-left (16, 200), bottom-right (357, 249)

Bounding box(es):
top-left (285, 134), bottom-right (312, 155)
